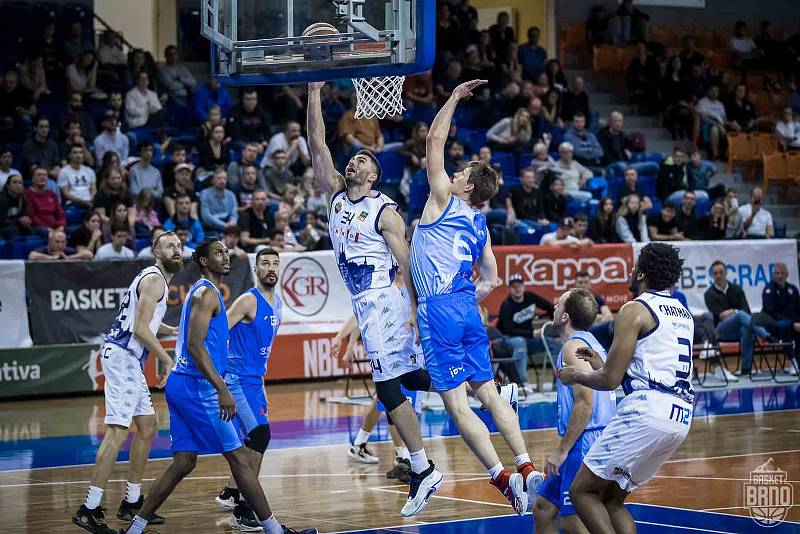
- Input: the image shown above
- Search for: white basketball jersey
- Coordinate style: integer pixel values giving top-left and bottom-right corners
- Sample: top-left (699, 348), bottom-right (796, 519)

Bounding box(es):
top-left (329, 189), bottom-right (398, 296)
top-left (622, 291), bottom-right (695, 403)
top-left (104, 266), bottom-right (168, 367)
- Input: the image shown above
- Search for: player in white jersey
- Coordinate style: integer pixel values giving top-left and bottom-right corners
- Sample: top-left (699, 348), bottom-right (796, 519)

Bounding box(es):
top-left (73, 232), bottom-right (183, 534)
top-left (308, 82), bottom-right (442, 517)
top-left (559, 242), bottom-right (694, 534)
top-left (411, 79), bottom-right (543, 516)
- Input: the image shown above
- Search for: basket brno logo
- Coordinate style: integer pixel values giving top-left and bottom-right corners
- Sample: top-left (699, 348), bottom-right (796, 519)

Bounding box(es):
top-left (743, 458), bottom-right (793, 527)
top-left (280, 257), bottom-right (329, 317)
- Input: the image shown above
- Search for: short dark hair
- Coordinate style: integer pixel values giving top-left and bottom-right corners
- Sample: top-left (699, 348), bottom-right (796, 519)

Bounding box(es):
top-left (242, 87), bottom-right (258, 96)
top-left (564, 289), bottom-right (598, 331)
top-left (271, 148), bottom-right (287, 158)
top-left (637, 242), bottom-right (683, 291)
top-left (256, 247), bottom-right (279, 261)
top-left (138, 140), bottom-right (153, 152)
top-left (174, 192), bottom-right (192, 202)
top-left (711, 260), bottom-right (726, 271)
top-left (164, 44), bottom-right (177, 56)
top-left (110, 221), bottom-right (129, 235)
top-left (192, 238), bottom-right (218, 268)
top-left (34, 115), bottom-right (48, 127)
top-left (467, 160), bottom-right (499, 205)
top-left (172, 143), bottom-right (187, 153)
top-left (662, 201), bottom-right (677, 211)
top-left (223, 225), bottom-right (240, 236)
top-left (573, 111), bottom-right (586, 120)
top-left (576, 270), bottom-right (590, 278)
top-left (69, 143), bottom-right (84, 152)
top-left (356, 149), bottom-right (382, 182)
top-left (575, 213), bottom-right (588, 223)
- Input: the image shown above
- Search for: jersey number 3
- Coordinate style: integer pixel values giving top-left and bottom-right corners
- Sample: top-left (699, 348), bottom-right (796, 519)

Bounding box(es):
top-left (676, 337), bottom-right (691, 379)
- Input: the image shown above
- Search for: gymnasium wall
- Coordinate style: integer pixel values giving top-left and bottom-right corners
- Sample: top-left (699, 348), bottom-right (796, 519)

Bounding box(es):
top-left (555, 0), bottom-right (800, 32)
top-left (471, 0), bottom-right (552, 55)
top-left (94, 0), bottom-right (177, 61)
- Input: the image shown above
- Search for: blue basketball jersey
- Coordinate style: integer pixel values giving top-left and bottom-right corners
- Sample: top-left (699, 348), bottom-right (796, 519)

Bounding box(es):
top-left (556, 331), bottom-right (616, 436)
top-left (410, 195), bottom-right (488, 300)
top-left (228, 289), bottom-right (282, 379)
top-left (173, 279), bottom-right (229, 377)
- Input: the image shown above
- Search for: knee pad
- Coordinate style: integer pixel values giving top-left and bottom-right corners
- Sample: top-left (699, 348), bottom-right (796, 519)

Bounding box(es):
top-left (399, 368), bottom-right (432, 392)
top-left (375, 377), bottom-right (406, 412)
top-left (243, 424), bottom-right (271, 454)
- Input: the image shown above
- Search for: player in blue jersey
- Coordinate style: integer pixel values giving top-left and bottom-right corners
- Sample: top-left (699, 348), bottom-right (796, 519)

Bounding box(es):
top-left (214, 247), bottom-right (283, 530)
top-left (409, 79), bottom-right (544, 515)
top-left (73, 232), bottom-right (182, 534)
top-left (122, 240), bottom-right (316, 534)
top-left (533, 289), bottom-right (616, 533)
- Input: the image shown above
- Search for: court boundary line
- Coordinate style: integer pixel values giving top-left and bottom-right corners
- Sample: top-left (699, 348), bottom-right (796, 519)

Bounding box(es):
top-left (627, 501), bottom-right (800, 526)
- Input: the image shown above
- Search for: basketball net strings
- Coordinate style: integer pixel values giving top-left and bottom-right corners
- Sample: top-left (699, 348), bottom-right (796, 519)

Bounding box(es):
top-left (353, 76), bottom-right (406, 120)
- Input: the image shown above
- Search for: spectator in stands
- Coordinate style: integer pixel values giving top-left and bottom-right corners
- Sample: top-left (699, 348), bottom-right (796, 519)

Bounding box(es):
top-left (564, 112), bottom-right (603, 166)
top-left (626, 41), bottom-right (660, 110)
top-left (338, 95), bottom-right (386, 154)
top-left (305, 180), bottom-right (327, 217)
top-left (58, 144), bottom-right (96, 207)
top-left (94, 166), bottom-right (130, 221)
top-left (726, 84), bottom-right (757, 133)
top-left (701, 200), bottom-right (731, 240)
top-left (26, 167), bottom-right (63, 236)
top-left (617, 167), bottom-right (652, 208)
top-left (264, 148), bottom-right (297, 202)
top-left (657, 147), bottom-right (689, 201)
top-left (518, 27), bottom-right (547, 81)
top-left (487, 108), bottom-right (533, 152)
top-left (506, 166), bottom-right (547, 232)
top-left (132, 188), bottom-right (161, 235)
top-left (123, 49), bottom-right (155, 91)
top-left (227, 87), bottom-right (271, 149)
top-left (227, 141), bottom-right (266, 192)
top-left (647, 201), bottom-right (685, 241)
top-left (239, 190), bottom-right (274, 252)
top-left (94, 222), bottom-right (135, 260)
top-left (199, 168), bottom-right (237, 238)
top-left (678, 37), bottom-right (704, 77)
top-left (542, 88), bottom-right (563, 128)
top-left (161, 143), bottom-right (186, 191)
top-left (730, 21), bottom-right (764, 70)
top-left (589, 197), bottom-right (619, 243)
top-left (28, 228), bottom-right (90, 261)
top-left (94, 110), bottom-right (129, 164)
top-left (762, 262), bottom-right (800, 374)
top-left (163, 193), bottom-right (204, 249)
top-left (463, 45), bottom-right (495, 85)
top-left (0, 174), bottom-right (30, 238)
top-left (102, 200), bottom-right (135, 247)
top-left (402, 72), bottom-right (436, 112)
top-left (498, 42), bottom-right (523, 84)
top-left (686, 148), bottom-right (715, 196)
top-left (104, 90), bottom-right (126, 131)
top-left (616, 193), bottom-right (649, 243)
top-left (542, 176), bottom-right (567, 222)
top-left (661, 56), bottom-right (694, 140)
top-left (445, 141), bottom-right (467, 176)
top-left (32, 23), bottom-right (63, 78)
top-left (194, 75), bottom-right (233, 122)
top-left (551, 142), bottom-right (594, 201)
top-left (611, 0), bottom-right (649, 44)
top-left (575, 270), bottom-right (614, 323)
top-left (59, 117), bottom-right (94, 168)
top-left (530, 142), bottom-right (555, 173)
top-left (298, 211), bottom-right (332, 251)
top-left (598, 111), bottom-right (631, 165)
top-left (18, 52), bottom-right (49, 105)
top-left (197, 123), bottom-right (231, 180)
top-left (129, 141), bottom-right (163, 199)
top-left (262, 121), bottom-right (311, 175)
top-left (0, 148), bottom-right (20, 190)
top-left (675, 190), bottom-right (701, 240)
top-left (233, 164), bottom-right (260, 212)
top-left (435, 3), bottom-right (461, 56)
top-left (489, 12), bottom-right (515, 64)
top-left (0, 70), bottom-right (36, 141)
top-left (198, 104), bottom-right (228, 141)
top-left (163, 163), bottom-right (197, 219)
top-left (776, 108), bottom-right (800, 150)
top-left (272, 211), bottom-right (304, 251)
top-left (545, 60), bottom-right (566, 92)
top-left (561, 76), bottom-right (591, 126)
top-left (22, 116), bottom-right (59, 179)
top-left (735, 186), bottom-right (774, 239)
top-left (540, 217), bottom-right (587, 248)
top-left (398, 122), bottom-right (428, 173)
top-left (63, 21), bottom-right (93, 65)
top-left (157, 45), bottom-right (196, 108)
top-left (435, 59), bottom-right (464, 105)
top-left (788, 78), bottom-right (800, 114)
top-left (492, 81), bottom-right (523, 120)
top-left (68, 209), bottom-right (103, 256)
top-left (696, 84), bottom-right (729, 160)
top-left (498, 273), bottom-right (556, 394)
top-left (223, 225), bottom-right (248, 260)
top-left (96, 30), bottom-right (126, 69)
top-left (125, 71), bottom-right (166, 129)
top-left (705, 259), bottom-right (772, 378)
top-left (66, 50), bottom-right (106, 101)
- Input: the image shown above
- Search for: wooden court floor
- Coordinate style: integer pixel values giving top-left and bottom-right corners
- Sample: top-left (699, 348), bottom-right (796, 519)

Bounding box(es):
top-left (0, 381), bottom-right (799, 533)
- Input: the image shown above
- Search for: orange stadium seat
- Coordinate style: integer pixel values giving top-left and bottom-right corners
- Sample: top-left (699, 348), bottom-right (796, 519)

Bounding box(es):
top-left (762, 152), bottom-right (789, 194)
top-left (751, 132), bottom-right (779, 159)
top-left (787, 152), bottom-right (800, 181)
top-left (726, 132), bottom-right (754, 172)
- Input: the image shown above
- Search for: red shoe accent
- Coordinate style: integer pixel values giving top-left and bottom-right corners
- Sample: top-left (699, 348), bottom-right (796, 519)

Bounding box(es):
top-left (517, 462), bottom-right (538, 491)
top-left (489, 470), bottom-right (513, 501)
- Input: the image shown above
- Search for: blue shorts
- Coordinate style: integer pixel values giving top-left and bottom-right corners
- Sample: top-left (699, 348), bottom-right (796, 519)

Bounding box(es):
top-left (165, 373), bottom-right (243, 455)
top-left (417, 292), bottom-right (493, 391)
top-left (225, 373), bottom-right (269, 437)
top-left (537, 429), bottom-right (603, 515)
top-left (377, 386), bottom-right (422, 414)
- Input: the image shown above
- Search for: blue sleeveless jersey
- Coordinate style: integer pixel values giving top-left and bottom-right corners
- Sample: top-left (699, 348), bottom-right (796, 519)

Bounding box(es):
top-left (556, 331), bottom-right (616, 436)
top-left (410, 196), bottom-right (488, 300)
top-left (227, 289), bottom-right (282, 379)
top-left (173, 279), bottom-right (229, 377)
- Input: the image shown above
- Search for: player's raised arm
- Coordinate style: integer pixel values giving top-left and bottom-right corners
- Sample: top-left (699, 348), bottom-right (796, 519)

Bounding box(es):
top-left (134, 274), bottom-right (174, 386)
top-left (307, 82), bottom-right (345, 195)
top-left (475, 232), bottom-right (501, 302)
top-left (380, 207), bottom-right (419, 317)
top-left (226, 291), bottom-right (256, 330)
top-left (426, 79), bottom-right (487, 207)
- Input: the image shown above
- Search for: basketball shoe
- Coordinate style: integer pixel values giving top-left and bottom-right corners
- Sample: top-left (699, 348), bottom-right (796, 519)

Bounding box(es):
top-left (216, 486), bottom-right (240, 509)
top-left (347, 443), bottom-right (379, 464)
top-left (490, 470), bottom-right (528, 515)
top-left (517, 462), bottom-right (545, 511)
top-left (231, 501), bottom-right (261, 532)
top-left (386, 457), bottom-right (411, 483)
top-left (72, 505), bottom-right (118, 534)
top-left (116, 497), bottom-right (165, 524)
top-left (400, 461), bottom-right (444, 517)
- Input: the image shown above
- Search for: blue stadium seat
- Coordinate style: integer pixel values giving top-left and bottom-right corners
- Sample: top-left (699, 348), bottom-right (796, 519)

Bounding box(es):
top-left (376, 151), bottom-right (407, 186)
top-left (586, 176), bottom-right (609, 199)
top-left (650, 198), bottom-right (662, 214)
top-left (12, 236), bottom-right (45, 260)
top-left (408, 170), bottom-right (430, 218)
top-left (519, 152), bottom-right (534, 170)
top-left (0, 238), bottom-right (7, 259)
top-left (492, 151), bottom-right (516, 178)
top-left (631, 152), bottom-right (664, 165)
top-left (504, 174), bottom-right (520, 188)
top-left (65, 205), bottom-right (87, 227)
top-left (695, 196), bottom-right (711, 216)
top-left (134, 238), bottom-right (150, 253)
top-left (566, 197), bottom-right (590, 218)
top-left (605, 161), bottom-right (628, 179)
top-left (587, 199), bottom-right (600, 219)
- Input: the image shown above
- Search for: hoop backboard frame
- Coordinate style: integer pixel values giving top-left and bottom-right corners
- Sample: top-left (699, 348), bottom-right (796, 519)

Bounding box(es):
top-left (201, 0), bottom-right (435, 86)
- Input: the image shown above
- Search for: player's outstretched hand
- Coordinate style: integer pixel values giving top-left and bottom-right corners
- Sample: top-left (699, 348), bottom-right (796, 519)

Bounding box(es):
top-left (218, 385), bottom-right (237, 421)
top-left (575, 347), bottom-right (604, 370)
top-left (557, 365), bottom-right (579, 385)
top-left (308, 81), bottom-right (325, 92)
top-left (452, 79), bottom-right (488, 101)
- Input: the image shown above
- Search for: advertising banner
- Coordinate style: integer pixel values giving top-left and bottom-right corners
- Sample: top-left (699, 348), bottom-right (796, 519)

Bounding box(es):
top-left (0, 260), bottom-right (32, 348)
top-left (633, 240), bottom-right (800, 314)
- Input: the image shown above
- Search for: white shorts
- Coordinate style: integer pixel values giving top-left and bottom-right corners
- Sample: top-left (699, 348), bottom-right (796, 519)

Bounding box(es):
top-left (101, 344), bottom-right (154, 427)
top-left (583, 389), bottom-right (692, 492)
top-left (351, 284), bottom-right (424, 382)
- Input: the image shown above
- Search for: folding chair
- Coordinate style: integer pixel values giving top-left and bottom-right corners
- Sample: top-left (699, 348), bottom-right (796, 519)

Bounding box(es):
top-left (762, 152), bottom-right (789, 195)
top-left (726, 132), bottom-right (753, 173)
top-left (751, 340), bottom-right (798, 384)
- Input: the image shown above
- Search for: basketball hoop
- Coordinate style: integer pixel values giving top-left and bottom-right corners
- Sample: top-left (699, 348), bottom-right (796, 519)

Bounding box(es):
top-left (352, 75), bottom-right (405, 119)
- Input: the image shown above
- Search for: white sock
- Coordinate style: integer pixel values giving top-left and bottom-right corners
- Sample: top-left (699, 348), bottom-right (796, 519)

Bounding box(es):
top-left (125, 481), bottom-right (141, 504)
top-left (488, 462), bottom-right (505, 480)
top-left (395, 446), bottom-right (410, 460)
top-left (125, 515), bottom-right (148, 534)
top-left (409, 449), bottom-right (429, 474)
top-left (515, 453), bottom-right (531, 467)
top-left (260, 515), bottom-right (283, 534)
top-left (84, 485), bottom-right (103, 510)
top-left (353, 429), bottom-right (371, 447)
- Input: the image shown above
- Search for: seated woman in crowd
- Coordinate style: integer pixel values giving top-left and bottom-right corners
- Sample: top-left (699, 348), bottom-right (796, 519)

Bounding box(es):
top-left (102, 200), bottom-right (135, 249)
top-left (197, 123), bottom-right (231, 179)
top-left (542, 88), bottom-right (563, 128)
top-left (69, 209), bottom-right (104, 257)
top-left (616, 193), bottom-right (649, 243)
top-left (588, 196), bottom-right (620, 243)
top-left (487, 108), bottom-right (533, 152)
top-left (66, 50), bottom-right (107, 101)
top-left (545, 59), bottom-right (567, 91)
top-left (94, 166), bottom-right (131, 222)
top-left (132, 188), bottom-right (161, 236)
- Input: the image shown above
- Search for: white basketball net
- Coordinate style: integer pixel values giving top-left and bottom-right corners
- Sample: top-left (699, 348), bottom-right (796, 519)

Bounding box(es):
top-left (352, 76), bottom-right (406, 119)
